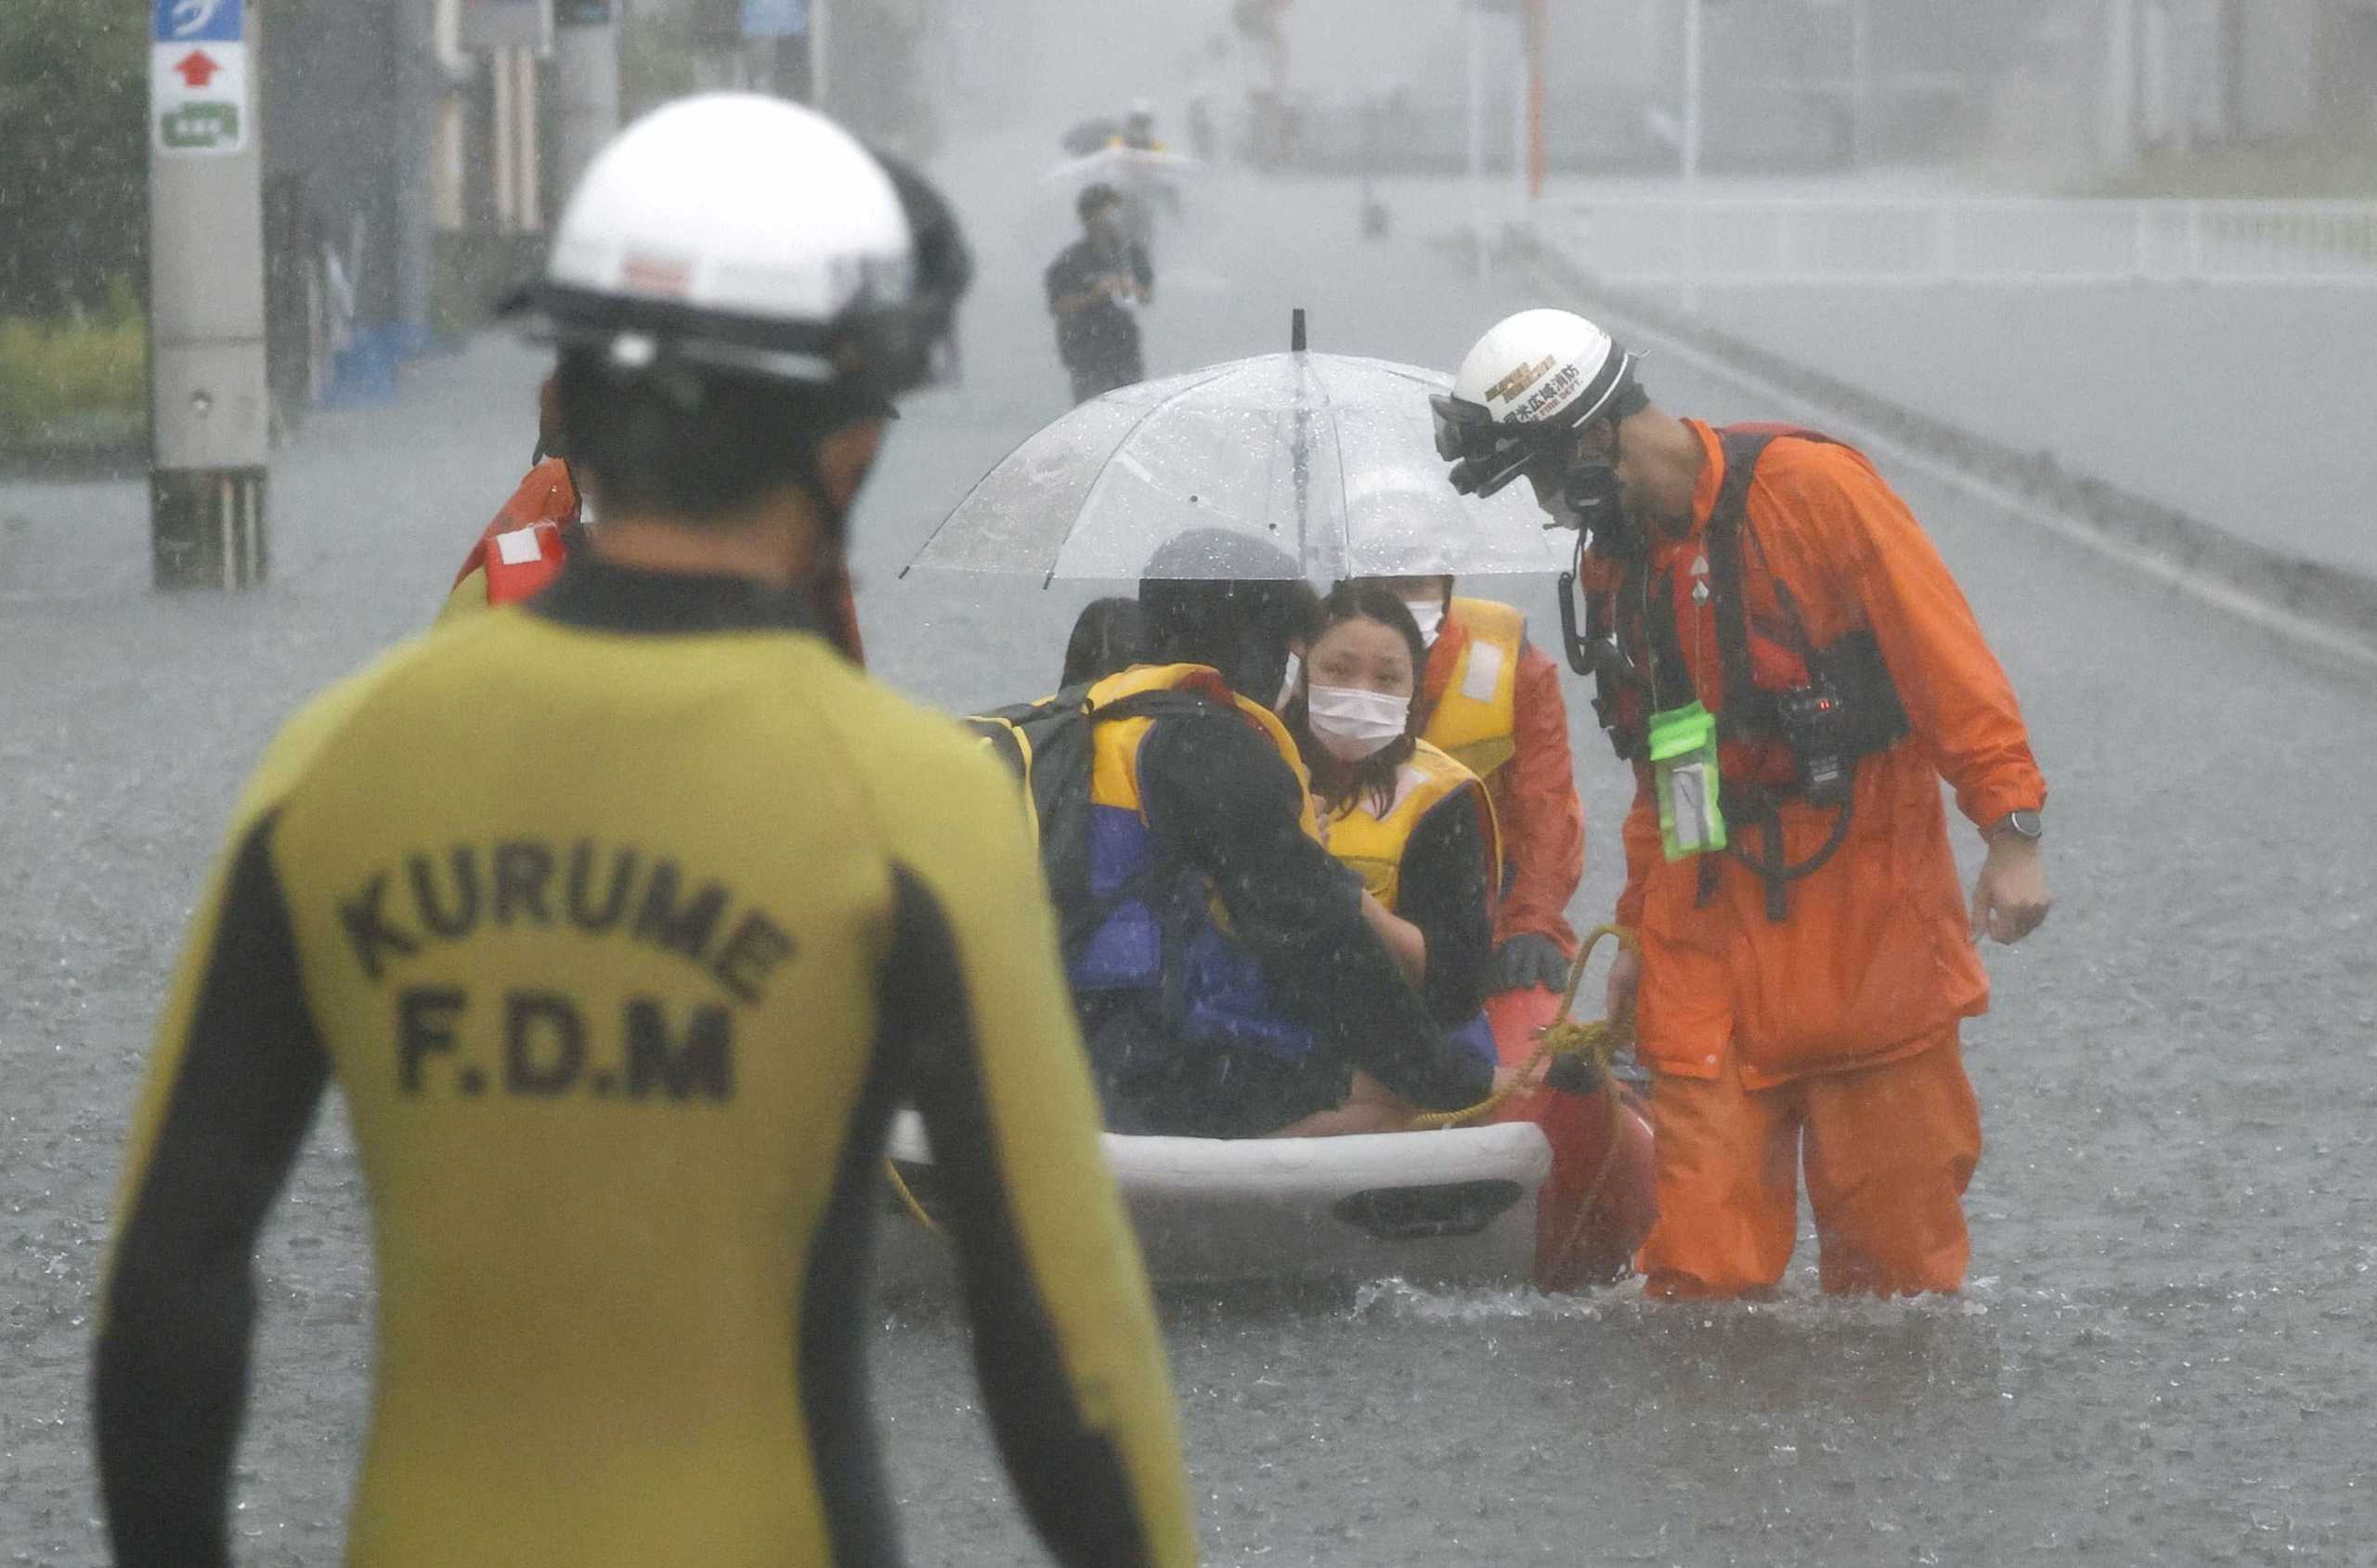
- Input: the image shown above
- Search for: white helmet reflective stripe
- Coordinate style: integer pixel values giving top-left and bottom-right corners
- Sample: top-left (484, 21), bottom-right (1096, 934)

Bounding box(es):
top-left (513, 93), bottom-right (969, 401)
top-left (1452, 308), bottom-right (1635, 430)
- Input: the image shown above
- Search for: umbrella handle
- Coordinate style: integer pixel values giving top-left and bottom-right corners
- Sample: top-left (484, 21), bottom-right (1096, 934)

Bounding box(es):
top-left (1291, 307), bottom-right (1306, 354)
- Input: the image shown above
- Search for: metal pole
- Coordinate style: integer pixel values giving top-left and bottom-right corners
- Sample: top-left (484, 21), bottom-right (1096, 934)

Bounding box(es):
top-left (1681, 0), bottom-right (1702, 186)
top-left (1848, 0), bottom-right (1870, 167)
top-left (1682, 0), bottom-right (1703, 310)
top-left (394, 0), bottom-right (435, 350)
top-left (149, 0), bottom-right (270, 589)
top-left (516, 45), bottom-right (541, 228)
top-left (1467, 2), bottom-right (1487, 277)
top-left (811, 0), bottom-right (831, 115)
top-left (1509, 8), bottom-right (1528, 208)
top-left (552, 3), bottom-right (620, 209)
top-left (493, 47), bottom-right (517, 230)
top-left (1526, 0), bottom-right (1547, 200)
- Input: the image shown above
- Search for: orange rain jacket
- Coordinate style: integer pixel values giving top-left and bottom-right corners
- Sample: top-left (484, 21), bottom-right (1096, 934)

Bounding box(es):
top-left (1597, 421), bottom-right (2045, 1088)
top-left (1421, 604), bottom-right (1586, 954)
top-left (439, 458), bottom-right (868, 662)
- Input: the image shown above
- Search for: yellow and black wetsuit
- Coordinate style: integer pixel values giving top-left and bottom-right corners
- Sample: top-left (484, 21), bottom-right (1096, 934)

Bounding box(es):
top-left (94, 556), bottom-right (1195, 1568)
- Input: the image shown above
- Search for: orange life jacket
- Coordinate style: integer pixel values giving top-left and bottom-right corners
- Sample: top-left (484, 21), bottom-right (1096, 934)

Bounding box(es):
top-left (1420, 598), bottom-right (1524, 780)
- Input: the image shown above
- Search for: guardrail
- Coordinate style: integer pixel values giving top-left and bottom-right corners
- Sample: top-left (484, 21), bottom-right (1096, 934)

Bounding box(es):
top-left (1518, 228), bottom-right (2377, 667)
top-left (1545, 198), bottom-right (2377, 289)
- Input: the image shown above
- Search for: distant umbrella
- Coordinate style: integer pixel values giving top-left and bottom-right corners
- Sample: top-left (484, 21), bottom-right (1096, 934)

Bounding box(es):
top-left (1059, 117), bottom-right (1121, 156)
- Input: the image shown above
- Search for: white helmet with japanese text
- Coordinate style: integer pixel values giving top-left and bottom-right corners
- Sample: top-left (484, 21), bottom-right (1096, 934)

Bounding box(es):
top-left (1430, 309), bottom-right (1641, 499)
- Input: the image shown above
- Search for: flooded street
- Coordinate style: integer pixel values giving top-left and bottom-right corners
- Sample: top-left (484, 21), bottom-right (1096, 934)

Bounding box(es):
top-left (6, 152), bottom-right (2376, 1566)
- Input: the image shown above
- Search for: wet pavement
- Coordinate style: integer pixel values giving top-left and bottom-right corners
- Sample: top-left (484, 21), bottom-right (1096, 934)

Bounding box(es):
top-left (5, 148), bottom-right (2375, 1566)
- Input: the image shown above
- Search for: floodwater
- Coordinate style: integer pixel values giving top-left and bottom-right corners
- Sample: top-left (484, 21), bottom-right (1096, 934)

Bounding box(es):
top-left (5, 144), bottom-right (2375, 1566)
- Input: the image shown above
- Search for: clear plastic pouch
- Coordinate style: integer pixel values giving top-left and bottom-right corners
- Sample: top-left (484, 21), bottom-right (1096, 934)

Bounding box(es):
top-left (1647, 701), bottom-right (1727, 861)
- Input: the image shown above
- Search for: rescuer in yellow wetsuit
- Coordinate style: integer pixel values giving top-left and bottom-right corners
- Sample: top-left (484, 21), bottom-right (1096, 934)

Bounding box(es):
top-left (93, 96), bottom-right (1195, 1568)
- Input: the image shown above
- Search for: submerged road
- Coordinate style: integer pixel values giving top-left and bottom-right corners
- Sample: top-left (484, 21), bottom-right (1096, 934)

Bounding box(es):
top-left (4, 143), bottom-right (2374, 1566)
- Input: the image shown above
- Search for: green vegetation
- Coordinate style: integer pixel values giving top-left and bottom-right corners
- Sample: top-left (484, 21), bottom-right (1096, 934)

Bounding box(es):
top-left (0, 0), bottom-right (147, 464)
top-left (0, 285), bottom-right (147, 465)
top-left (0, 0), bottom-right (146, 318)
top-left (2089, 138), bottom-right (2377, 201)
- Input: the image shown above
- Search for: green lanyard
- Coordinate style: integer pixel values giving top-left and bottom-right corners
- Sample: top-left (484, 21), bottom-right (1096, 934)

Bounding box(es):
top-left (1637, 561), bottom-right (1726, 862)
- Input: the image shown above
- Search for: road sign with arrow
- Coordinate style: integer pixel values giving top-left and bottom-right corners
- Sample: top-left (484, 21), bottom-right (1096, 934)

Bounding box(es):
top-left (151, 0), bottom-right (247, 156)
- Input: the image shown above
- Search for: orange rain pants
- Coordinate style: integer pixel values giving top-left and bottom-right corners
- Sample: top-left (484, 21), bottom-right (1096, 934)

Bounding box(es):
top-left (1591, 420), bottom-right (2044, 1297)
top-left (1637, 1026), bottom-right (1981, 1298)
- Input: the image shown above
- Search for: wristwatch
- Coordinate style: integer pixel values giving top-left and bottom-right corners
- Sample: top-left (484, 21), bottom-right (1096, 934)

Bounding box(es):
top-left (1988, 809), bottom-right (2044, 843)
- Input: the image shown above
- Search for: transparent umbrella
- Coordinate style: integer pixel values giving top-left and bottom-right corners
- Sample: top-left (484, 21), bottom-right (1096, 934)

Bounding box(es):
top-left (904, 319), bottom-right (1568, 584)
top-left (1044, 144), bottom-right (1202, 186)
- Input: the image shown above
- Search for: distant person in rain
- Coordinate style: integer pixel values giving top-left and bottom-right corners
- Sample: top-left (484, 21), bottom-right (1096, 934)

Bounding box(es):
top-left (1114, 99), bottom-right (1164, 152)
top-left (1046, 182), bottom-right (1153, 405)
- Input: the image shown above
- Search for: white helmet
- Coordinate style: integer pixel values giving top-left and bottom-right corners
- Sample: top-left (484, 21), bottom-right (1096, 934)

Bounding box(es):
top-left (511, 93), bottom-right (969, 406)
top-left (1431, 308), bottom-right (1641, 497)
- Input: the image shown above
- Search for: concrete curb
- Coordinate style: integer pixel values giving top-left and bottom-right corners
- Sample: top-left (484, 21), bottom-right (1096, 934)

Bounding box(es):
top-left (1518, 230), bottom-right (2377, 671)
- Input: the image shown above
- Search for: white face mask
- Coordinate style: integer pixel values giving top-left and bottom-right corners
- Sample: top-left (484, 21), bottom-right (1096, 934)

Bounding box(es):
top-left (1306, 682), bottom-right (1410, 762)
top-left (1402, 597), bottom-right (1446, 647)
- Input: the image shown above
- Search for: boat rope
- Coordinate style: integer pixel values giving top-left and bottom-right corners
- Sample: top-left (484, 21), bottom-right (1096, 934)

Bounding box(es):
top-left (1407, 924), bottom-right (1636, 1131)
top-left (1408, 923), bottom-right (1641, 1286)
top-left (885, 1158), bottom-right (940, 1235)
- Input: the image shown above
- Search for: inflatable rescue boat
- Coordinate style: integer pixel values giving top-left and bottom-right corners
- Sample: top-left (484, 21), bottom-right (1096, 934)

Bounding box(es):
top-left (879, 1115), bottom-right (1536, 1291)
top-left (876, 1069), bottom-right (1655, 1294)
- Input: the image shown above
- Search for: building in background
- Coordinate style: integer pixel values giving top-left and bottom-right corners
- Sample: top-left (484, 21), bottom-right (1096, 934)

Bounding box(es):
top-left (1029, 0), bottom-right (2377, 186)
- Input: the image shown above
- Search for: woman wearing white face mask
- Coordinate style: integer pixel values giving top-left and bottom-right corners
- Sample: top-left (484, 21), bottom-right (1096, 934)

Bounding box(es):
top-left (1278, 583), bottom-right (1502, 1054)
top-left (1279, 585), bottom-right (1651, 1286)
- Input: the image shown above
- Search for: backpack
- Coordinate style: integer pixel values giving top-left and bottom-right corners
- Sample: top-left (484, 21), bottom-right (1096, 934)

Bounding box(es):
top-left (964, 682), bottom-right (1218, 961)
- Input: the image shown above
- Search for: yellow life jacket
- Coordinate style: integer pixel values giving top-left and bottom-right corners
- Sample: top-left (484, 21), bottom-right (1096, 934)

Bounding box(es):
top-left (1324, 740), bottom-right (1502, 914)
top-left (1087, 664), bottom-right (1317, 837)
top-left (1074, 665), bottom-right (1321, 1060)
top-left (1422, 597), bottom-right (1524, 780)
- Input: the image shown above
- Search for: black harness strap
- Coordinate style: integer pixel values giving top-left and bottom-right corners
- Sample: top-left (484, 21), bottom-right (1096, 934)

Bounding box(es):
top-left (1704, 430), bottom-right (1788, 742)
top-left (1708, 431), bottom-right (1811, 922)
top-left (1682, 429), bottom-right (1873, 922)
top-left (1611, 426), bottom-right (1915, 921)
top-left (1638, 555), bottom-right (1693, 714)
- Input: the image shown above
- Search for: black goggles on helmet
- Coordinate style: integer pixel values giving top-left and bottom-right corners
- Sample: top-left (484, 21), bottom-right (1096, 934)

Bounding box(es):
top-left (1430, 345), bottom-right (1643, 499)
top-left (1430, 394), bottom-right (1582, 499)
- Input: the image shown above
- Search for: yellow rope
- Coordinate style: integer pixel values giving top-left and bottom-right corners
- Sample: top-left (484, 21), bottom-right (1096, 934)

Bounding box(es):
top-left (1406, 923), bottom-right (1643, 1285)
top-left (1407, 924), bottom-right (1636, 1131)
top-left (884, 1158), bottom-right (939, 1234)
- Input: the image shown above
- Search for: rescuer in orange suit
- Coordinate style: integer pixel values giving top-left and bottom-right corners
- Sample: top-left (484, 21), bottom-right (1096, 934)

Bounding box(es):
top-left (440, 370), bottom-right (865, 660)
top-left (1434, 310), bottom-right (2052, 1298)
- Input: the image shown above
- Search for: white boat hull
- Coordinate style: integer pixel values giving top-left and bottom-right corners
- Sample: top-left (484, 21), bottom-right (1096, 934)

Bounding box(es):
top-left (875, 1112), bottom-right (1552, 1292)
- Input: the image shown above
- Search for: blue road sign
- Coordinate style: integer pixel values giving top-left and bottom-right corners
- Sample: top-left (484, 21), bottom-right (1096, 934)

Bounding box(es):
top-left (741, 0), bottom-right (808, 40)
top-left (155, 0), bottom-right (242, 44)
